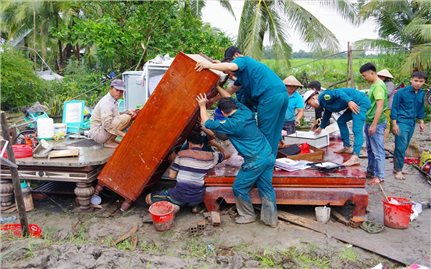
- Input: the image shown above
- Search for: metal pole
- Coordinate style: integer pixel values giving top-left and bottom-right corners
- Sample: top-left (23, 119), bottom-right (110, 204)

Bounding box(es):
top-left (347, 42), bottom-right (354, 88)
top-left (1, 112), bottom-right (29, 236)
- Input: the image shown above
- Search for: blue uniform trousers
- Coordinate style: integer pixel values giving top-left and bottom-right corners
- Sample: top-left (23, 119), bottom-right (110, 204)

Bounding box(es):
top-left (233, 154), bottom-right (277, 226)
top-left (394, 121), bottom-right (415, 172)
top-left (336, 99), bottom-right (369, 156)
top-left (257, 91), bottom-right (289, 157)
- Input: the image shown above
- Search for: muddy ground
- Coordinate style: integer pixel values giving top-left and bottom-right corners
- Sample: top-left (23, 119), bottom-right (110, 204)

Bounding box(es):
top-left (1, 123), bottom-right (430, 269)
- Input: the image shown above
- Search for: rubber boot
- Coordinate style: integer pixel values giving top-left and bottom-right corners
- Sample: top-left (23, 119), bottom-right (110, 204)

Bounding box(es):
top-left (234, 197), bottom-right (257, 224)
top-left (261, 198), bottom-right (278, 228)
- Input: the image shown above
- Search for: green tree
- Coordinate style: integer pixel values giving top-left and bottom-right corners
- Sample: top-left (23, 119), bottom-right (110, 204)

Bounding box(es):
top-left (0, 47), bottom-right (43, 110)
top-left (236, 0), bottom-right (357, 64)
top-left (65, 1), bottom-right (231, 72)
top-left (0, 0), bottom-right (82, 70)
top-left (355, 0), bottom-right (431, 73)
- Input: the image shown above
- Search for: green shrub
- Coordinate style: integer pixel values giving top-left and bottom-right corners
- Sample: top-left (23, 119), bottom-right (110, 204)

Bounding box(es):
top-left (0, 47), bottom-right (43, 111)
top-left (44, 61), bottom-right (107, 115)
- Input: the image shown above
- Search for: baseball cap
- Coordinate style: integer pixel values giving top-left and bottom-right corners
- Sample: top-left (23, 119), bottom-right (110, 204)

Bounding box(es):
top-left (302, 90), bottom-right (318, 109)
top-left (111, 79), bottom-right (126, 91)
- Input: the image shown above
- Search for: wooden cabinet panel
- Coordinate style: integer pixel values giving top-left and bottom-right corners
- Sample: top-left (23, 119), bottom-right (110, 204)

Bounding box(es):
top-left (97, 52), bottom-right (221, 201)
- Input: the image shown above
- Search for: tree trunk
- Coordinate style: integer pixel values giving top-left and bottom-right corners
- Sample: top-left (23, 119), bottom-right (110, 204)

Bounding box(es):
top-left (57, 39), bottom-right (63, 71)
top-left (55, 12), bottom-right (63, 71)
top-left (63, 43), bottom-right (73, 62)
top-left (75, 44), bottom-right (80, 61)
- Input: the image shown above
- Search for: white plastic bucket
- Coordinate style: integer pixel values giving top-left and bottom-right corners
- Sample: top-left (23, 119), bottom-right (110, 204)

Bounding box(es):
top-left (53, 123), bottom-right (67, 136)
top-left (315, 206), bottom-right (331, 223)
top-left (37, 118), bottom-right (54, 140)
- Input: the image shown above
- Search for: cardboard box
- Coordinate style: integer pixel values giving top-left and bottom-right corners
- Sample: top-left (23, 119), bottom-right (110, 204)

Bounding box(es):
top-left (283, 131), bottom-right (329, 149)
top-left (277, 144), bottom-right (325, 162)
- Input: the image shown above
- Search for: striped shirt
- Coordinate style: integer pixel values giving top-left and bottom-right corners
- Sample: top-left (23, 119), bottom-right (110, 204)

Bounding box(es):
top-left (171, 148), bottom-right (224, 186)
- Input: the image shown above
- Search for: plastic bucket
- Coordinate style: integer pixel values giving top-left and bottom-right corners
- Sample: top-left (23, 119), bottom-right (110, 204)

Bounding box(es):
top-left (383, 197), bottom-right (413, 229)
top-left (37, 118), bottom-right (54, 140)
top-left (315, 206), bottom-right (331, 223)
top-left (148, 201), bottom-right (175, 231)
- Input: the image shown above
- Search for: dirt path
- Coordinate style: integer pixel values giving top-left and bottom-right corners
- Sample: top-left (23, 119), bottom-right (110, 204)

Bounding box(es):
top-left (1, 123), bottom-right (430, 269)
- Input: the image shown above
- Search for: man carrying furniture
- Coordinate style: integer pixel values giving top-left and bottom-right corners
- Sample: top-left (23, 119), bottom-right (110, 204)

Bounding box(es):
top-left (196, 86), bottom-right (278, 227)
top-left (302, 88), bottom-right (371, 167)
top-left (89, 79), bottom-right (137, 148)
top-left (195, 46), bottom-right (288, 158)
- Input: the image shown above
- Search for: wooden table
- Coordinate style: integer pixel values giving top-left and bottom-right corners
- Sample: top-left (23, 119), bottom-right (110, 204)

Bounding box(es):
top-left (0, 140), bottom-right (114, 211)
top-left (204, 140), bottom-right (368, 224)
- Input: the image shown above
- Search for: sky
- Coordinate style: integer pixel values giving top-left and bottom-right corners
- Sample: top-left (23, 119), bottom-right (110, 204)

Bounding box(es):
top-left (202, 1), bottom-right (379, 52)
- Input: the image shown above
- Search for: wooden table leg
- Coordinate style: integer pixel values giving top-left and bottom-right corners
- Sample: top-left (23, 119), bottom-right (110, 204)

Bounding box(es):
top-left (74, 182), bottom-right (94, 211)
top-left (94, 184), bottom-right (104, 196)
top-left (0, 178), bottom-right (14, 210)
top-left (120, 199), bottom-right (132, 211)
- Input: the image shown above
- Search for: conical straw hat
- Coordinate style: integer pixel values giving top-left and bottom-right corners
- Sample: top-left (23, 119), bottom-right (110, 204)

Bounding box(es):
top-left (283, 75), bottom-right (303, 87)
top-left (377, 69), bottom-right (394, 79)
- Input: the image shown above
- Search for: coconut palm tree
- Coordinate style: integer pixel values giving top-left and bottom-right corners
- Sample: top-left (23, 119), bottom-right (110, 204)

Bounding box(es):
top-left (236, 0), bottom-right (357, 63)
top-left (354, 0), bottom-right (431, 72)
top-left (0, 1), bottom-right (82, 70)
top-left (181, 0), bottom-right (236, 19)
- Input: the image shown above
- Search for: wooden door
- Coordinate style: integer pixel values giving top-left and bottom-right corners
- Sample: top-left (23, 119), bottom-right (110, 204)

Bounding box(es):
top-left (97, 52), bottom-right (222, 201)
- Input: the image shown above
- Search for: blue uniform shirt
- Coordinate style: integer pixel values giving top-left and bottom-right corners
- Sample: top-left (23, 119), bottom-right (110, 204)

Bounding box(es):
top-left (234, 84), bottom-right (256, 112)
top-left (318, 88), bottom-right (369, 128)
top-left (233, 56), bottom-right (285, 102)
top-left (390, 85), bottom-right (425, 123)
top-left (284, 91), bottom-right (304, 121)
top-left (204, 100), bottom-right (272, 161)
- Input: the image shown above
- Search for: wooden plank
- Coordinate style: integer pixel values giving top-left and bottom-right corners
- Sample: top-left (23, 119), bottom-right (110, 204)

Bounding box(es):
top-left (277, 210), bottom-right (408, 265)
top-left (1, 112), bottom-right (29, 236)
top-left (97, 52), bottom-right (221, 202)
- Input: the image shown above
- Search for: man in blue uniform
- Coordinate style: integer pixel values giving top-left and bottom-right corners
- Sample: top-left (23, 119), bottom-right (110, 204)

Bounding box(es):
top-left (196, 88), bottom-right (278, 227)
top-left (195, 46), bottom-right (289, 157)
top-left (303, 88), bottom-right (371, 167)
top-left (391, 71), bottom-right (427, 180)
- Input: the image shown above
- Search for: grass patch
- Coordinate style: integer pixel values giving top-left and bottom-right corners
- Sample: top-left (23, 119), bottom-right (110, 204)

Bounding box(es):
top-left (116, 238), bottom-right (133, 251)
top-left (254, 249), bottom-right (278, 267)
top-left (251, 245), bottom-right (332, 269)
top-left (339, 246), bottom-right (358, 262)
top-left (140, 240), bottom-right (165, 256)
top-left (68, 223), bottom-right (91, 245)
top-left (182, 237), bottom-right (215, 259)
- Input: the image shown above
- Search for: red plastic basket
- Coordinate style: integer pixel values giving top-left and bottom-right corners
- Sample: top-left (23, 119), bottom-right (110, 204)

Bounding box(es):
top-left (2, 144), bottom-right (33, 159)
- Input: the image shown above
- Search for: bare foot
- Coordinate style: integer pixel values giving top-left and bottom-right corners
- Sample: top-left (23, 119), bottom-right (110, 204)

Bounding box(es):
top-left (368, 177), bottom-right (384, 185)
top-left (394, 171), bottom-right (406, 180)
top-left (335, 147), bottom-right (352, 154)
top-left (104, 142), bottom-right (118, 149)
top-left (145, 194), bottom-right (152, 205)
top-left (343, 155), bottom-right (360, 167)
